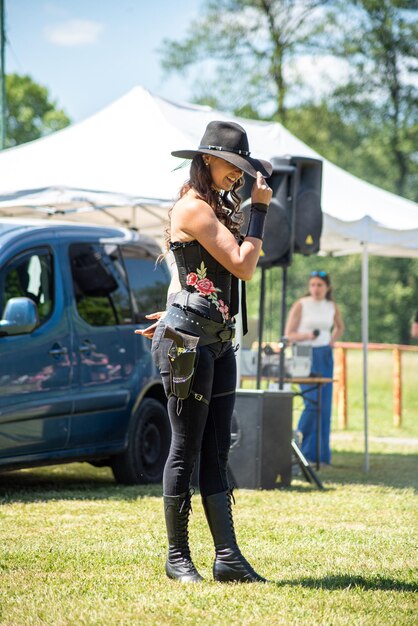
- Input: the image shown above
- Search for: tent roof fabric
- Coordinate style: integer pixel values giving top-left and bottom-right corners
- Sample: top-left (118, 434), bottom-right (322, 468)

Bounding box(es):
top-left (0, 85), bottom-right (417, 256)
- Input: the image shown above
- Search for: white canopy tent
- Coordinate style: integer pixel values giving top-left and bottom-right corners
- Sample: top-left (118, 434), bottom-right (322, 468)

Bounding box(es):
top-left (0, 85), bottom-right (417, 253)
top-left (0, 85), bottom-right (417, 469)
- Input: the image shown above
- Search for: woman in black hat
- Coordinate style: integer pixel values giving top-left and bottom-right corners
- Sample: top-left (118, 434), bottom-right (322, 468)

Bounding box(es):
top-left (137, 120), bottom-right (272, 583)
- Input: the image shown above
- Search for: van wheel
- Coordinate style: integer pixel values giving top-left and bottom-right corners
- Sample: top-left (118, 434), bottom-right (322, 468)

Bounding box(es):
top-left (111, 398), bottom-right (170, 485)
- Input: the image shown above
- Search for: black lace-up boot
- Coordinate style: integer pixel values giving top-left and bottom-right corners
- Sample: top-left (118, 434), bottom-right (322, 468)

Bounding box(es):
top-left (164, 491), bottom-right (204, 582)
top-left (202, 490), bottom-right (267, 583)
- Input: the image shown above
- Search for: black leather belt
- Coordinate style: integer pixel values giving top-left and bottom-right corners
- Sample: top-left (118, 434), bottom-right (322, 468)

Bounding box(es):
top-left (171, 291), bottom-right (222, 321)
top-left (164, 304), bottom-right (235, 347)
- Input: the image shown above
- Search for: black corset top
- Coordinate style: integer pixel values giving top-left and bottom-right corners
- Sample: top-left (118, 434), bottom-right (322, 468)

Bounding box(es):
top-left (170, 240), bottom-right (236, 324)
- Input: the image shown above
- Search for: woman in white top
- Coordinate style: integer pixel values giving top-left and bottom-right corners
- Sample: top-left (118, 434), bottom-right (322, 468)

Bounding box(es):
top-left (285, 271), bottom-right (344, 465)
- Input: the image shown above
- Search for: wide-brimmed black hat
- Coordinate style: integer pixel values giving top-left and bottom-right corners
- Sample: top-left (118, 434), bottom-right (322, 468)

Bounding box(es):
top-left (171, 120), bottom-right (273, 179)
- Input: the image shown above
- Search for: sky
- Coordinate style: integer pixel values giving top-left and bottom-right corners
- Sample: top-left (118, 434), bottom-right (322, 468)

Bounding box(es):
top-left (5, 2), bottom-right (417, 130)
top-left (5, 0), bottom-right (203, 123)
top-left (5, 0), bottom-right (356, 126)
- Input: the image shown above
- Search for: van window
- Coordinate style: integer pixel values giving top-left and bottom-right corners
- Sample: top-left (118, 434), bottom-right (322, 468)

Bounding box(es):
top-left (70, 243), bottom-right (133, 326)
top-left (0, 248), bottom-right (54, 327)
top-left (121, 246), bottom-right (170, 321)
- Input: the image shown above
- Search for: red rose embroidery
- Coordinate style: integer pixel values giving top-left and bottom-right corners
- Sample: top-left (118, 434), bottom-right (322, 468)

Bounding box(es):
top-left (186, 272), bottom-right (198, 286)
top-left (196, 278), bottom-right (216, 295)
top-left (218, 300), bottom-right (229, 320)
top-left (187, 262), bottom-right (229, 322)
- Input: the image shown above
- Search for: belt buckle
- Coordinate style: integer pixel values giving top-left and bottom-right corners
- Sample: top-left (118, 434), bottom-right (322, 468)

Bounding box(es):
top-left (218, 328), bottom-right (234, 342)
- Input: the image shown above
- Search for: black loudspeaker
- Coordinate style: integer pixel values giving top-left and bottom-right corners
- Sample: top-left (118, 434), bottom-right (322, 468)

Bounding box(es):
top-left (292, 157), bottom-right (323, 256)
top-left (239, 156), bottom-right (323, 267)
top-left (259, 158), bottom-right (295, 268)
top-left (228, 389), bottom-right (293, 489)
top-left (240, 158), bottom-right (294, 268)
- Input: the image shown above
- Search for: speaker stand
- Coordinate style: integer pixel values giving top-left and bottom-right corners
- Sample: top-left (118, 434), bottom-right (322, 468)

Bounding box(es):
top-left (291, 439), bottom-right (324, 490)
top-left (278, 265), bottom-right (288, 390)
top-left (256, 267), bottom-right (266, 388)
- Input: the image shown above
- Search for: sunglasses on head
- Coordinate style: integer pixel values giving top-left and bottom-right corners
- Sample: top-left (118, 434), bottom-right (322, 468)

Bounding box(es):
top-left (310, 271), bottom-right (327, 278)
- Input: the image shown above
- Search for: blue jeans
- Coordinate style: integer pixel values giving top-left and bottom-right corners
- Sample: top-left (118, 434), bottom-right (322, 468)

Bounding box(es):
top-left (298, 345), bottom-right (334, 464)
top-left (155, 337), bottom-right (237, 497)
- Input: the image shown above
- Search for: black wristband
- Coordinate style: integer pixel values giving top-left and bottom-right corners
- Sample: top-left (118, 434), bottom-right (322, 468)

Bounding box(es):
top-left (251, 202), bottom-right (268, 214)
top-left (246, 204), bottom-right (269, 240)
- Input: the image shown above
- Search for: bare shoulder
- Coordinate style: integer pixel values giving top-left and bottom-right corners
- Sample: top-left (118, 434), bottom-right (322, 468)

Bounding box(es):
top-left (172, 192), bottom-right (219, 241)
top-left (172, 193), bottom-right (211, 219)
top-left (172, 193), bottom-right (214, 227)
top-left (287, 299), bottom-right (302, 319)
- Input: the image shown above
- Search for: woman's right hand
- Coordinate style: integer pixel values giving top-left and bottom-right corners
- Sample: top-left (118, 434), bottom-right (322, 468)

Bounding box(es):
top-left (251, 171), bottom-right (272, 206)
top-left (134, 311), bottom-right (165, 340)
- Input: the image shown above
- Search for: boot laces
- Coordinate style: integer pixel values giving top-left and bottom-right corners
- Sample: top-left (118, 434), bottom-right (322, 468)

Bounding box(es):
top-left (226, 489), bottom-right (238, 548)
top-left (176, 489), bottom-right (195, 558)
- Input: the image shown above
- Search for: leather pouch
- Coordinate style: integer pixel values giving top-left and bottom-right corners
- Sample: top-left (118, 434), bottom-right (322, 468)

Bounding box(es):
top-left (154, 324), bottom-right (200, 400)
top-left (168, 348), bottom-right (197, 400)
top-left (151, 322), bottom-right (173, 373)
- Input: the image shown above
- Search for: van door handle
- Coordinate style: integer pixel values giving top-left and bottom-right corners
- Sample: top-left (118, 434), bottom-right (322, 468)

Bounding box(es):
top-left (79, 341), bottom-right (96, 354)
top-left (49, 344), bottom-right (68, 358)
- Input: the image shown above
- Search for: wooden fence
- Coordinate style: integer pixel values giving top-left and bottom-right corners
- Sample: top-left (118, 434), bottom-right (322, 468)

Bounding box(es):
top-left (333, 341), bottom-right (418, 428)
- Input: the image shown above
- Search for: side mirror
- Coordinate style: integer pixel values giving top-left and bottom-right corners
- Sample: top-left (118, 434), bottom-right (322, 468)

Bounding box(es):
top-left (0, 297), bottom-right (40, 336)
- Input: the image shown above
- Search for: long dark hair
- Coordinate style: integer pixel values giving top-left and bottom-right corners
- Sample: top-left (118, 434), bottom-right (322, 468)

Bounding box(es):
top-left (164, 155), bottom-right (244, 249)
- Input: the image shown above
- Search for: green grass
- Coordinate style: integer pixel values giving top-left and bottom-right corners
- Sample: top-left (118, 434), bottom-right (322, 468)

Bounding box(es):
top-left (0, 434), bottom-right (417, 626)
top-left (1, 351), bottom-right (417, 625)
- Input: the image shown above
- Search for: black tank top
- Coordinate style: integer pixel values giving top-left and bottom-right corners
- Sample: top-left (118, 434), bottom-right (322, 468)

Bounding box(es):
top-left (170, 240), bottom-right (238, 324)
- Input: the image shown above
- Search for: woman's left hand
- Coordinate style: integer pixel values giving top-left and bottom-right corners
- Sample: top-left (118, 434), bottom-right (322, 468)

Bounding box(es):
top-left (251, 171), bottom-right (273, 205)
top-left (134, 312), bottom-right (165, 340)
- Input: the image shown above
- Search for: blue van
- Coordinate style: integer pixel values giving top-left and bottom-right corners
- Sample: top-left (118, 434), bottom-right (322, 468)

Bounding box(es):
top-left (0, 220), bottom-right (171, 484)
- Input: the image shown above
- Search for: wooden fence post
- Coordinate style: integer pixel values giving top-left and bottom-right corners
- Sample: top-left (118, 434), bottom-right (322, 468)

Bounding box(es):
top-left (335, 346), bottom-right (348, 429)
top-left (393, 347), bottom-right (402, 427)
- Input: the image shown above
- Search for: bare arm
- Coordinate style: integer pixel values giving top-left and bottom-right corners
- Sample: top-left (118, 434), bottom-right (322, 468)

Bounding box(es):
top-left (171, 172), bottom-right (272, 281)
top-left (330, 304), bottom-right (344, 346)
top-left (411, 321), bottom-right (418, 339)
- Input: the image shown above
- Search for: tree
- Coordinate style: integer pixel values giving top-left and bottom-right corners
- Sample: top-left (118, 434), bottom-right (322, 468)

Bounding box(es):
top-left (285, 98), bottom-right (417, 201)
top-left (6, 73), bottom-right (70, 147)
top-left (324, 0), bottom-right (418, 199)
top-left (161, 1), bottom-right (417, 201)
top-left (246, 255), bottom-right (418, 345)
top-left (160, 0), bottom-right (328, 123)
top-left (285, 102), bottom-right (367, 174)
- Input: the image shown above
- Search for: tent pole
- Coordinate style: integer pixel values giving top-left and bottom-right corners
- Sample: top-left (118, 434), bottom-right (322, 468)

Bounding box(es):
top-left (361, 243), bottom-right (369, 472)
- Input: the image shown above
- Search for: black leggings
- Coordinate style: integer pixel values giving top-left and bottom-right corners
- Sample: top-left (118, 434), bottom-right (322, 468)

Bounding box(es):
top-left (161, 340), bottom-right (236, 497)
